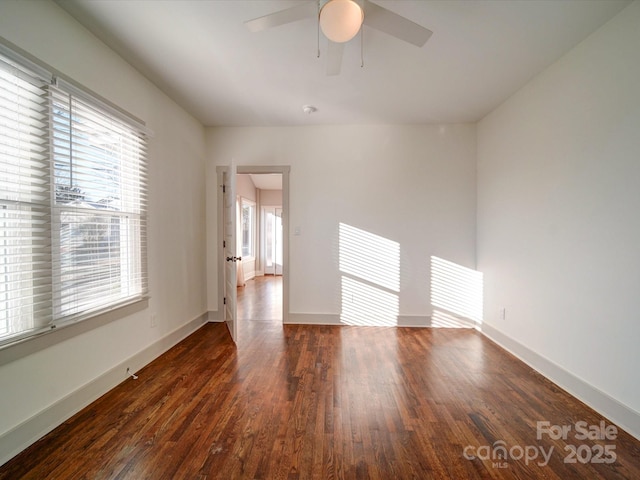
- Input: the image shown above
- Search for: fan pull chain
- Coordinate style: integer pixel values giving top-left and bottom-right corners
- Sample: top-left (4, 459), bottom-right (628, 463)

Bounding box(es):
top-left (317, 0), bottom-right (321, 58)
top-left (360, 0), bottom-right (365, 68)
top-left (361, 19), bottom-right (364, 68)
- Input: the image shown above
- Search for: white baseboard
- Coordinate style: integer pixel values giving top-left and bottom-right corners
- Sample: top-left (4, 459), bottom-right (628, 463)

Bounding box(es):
top-left (286, 313), bottom-right (461, 328)
top-left (394, 315), bottom-right (429, 327)
top-left (481, 322), bottom-right (640, 441)
top-left (286, 313), bottom-right (341, 325)
top-left (243, 270), bottom-right (256, 283)
top-left (0, 312), bottom-right (209, 467)
top-left (207, 310), bottom-right (223, 322)
top-left (398, 314), bottom-right (472, 327)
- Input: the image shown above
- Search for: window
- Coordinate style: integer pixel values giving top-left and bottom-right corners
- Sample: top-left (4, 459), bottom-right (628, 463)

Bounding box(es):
top-left (0, 45), bottom-right (148, 347)
top-left (240, 199), bottom-right (255, 258)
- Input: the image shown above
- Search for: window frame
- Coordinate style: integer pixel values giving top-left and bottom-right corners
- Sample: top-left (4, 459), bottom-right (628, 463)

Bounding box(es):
top-left (240, 197), bottom-right (256, 260)
top-left (0, 41), bottom-right (150, 353)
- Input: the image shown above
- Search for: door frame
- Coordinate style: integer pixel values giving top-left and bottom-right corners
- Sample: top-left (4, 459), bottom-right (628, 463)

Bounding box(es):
top-left (217, 165), bottom-right (290, 324)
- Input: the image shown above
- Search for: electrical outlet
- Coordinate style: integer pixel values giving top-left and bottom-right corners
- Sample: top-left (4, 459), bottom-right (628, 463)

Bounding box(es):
top-left (499, 307), bottom-right (506, 320)
top-left (150, 313), bottom-right (156, 327)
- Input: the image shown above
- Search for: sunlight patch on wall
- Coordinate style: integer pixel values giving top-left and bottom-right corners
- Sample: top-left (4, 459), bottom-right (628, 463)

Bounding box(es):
top-left (339, 223), bottom-right (400, 292)
top-left (339, 223), bottom-right (400, 326)
top-left (341, 276), bottom-right (399, 326)
top-left (430, 256), bottom-right (483, 328)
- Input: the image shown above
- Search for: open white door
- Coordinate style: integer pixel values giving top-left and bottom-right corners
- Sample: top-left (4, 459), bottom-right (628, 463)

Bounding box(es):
top-left (222, 167), bottom-right (238, 342)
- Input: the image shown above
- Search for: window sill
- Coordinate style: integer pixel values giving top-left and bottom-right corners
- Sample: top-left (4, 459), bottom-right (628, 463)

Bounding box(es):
top-left (0, 297), bottom-right (149, 367)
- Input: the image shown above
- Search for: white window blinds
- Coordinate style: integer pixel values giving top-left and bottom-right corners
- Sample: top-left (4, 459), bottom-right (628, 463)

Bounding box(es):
top-left (50, 86), bottom-right (148, 320)
top-left (0, 45), bottom-right (148, 346)
top-left (0, 52), bottom-right (52, 341)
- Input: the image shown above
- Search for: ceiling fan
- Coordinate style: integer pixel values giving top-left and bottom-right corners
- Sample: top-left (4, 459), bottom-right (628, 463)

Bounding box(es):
top-left (244, 0), bottom-right (433, 76)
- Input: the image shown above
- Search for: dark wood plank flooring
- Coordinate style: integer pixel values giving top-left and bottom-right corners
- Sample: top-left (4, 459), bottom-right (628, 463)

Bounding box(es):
top-left (1, 320), bottom-right (639, 478)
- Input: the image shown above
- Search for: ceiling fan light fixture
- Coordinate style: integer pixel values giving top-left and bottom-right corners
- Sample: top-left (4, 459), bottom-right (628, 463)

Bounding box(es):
top-left (319, 0), bottom-right (364, 43)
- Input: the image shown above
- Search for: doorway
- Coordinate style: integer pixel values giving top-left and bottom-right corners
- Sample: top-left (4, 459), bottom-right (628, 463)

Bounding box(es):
top-left (236, 173), bottom-right (283, 322)
top-left (218, 165), bottom-right (290, 339)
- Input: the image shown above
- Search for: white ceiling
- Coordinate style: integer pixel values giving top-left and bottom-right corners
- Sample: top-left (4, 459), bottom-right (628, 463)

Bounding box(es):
top-left (250, 174), bottom-right (283, 190)
top-left (55, 0), bottom-right (630, 127)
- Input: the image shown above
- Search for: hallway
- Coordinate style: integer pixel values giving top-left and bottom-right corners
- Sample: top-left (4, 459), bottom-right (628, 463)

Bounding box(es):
top-left (237, 275), bottom-right (282, 322)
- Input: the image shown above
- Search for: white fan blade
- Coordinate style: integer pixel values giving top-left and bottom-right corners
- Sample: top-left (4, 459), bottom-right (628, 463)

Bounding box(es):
top-left (244, 2), bottom-right (317, 33)
top-left (363, 0), bottom-right (433, 47)
top-left (326, 40), bottom-right (344, 76)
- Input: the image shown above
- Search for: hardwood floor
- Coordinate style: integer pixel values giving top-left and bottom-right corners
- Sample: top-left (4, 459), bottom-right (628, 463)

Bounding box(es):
top-left (237, 275), bottom-right (282, 322)
top-left (2, 322), bottom-right (639, 479)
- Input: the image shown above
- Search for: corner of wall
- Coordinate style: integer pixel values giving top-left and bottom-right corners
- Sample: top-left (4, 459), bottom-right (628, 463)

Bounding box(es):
top-left (480, 322), bottom-right (640, 441)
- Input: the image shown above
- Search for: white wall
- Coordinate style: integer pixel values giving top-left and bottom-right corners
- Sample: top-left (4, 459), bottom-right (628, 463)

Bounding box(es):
top-left (0, 0), bottom-right (207, 463)
top-left (260, 189), bottom-right (283, 207)
top-left (236, 175), bottom-right (257, 281)
top-left (206, 125), bottom-right (477, 324)
top-left (237, 174), bottom-right (257, 202)
top-left (477, 0), bottom-right (640, 435)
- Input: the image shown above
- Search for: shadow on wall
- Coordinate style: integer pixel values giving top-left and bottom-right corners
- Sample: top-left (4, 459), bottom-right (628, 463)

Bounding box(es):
top-left (337, 222), bottom-right (483, 327)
